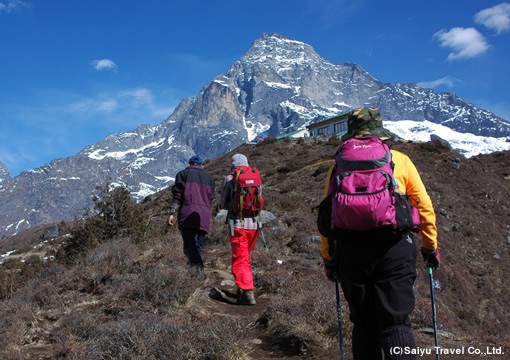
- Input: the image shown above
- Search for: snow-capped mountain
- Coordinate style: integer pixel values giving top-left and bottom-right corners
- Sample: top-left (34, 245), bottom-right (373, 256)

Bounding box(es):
top-left (385, 120), bottom-right (510, 157)
top-left (0, 33), bottom-right (509, 237)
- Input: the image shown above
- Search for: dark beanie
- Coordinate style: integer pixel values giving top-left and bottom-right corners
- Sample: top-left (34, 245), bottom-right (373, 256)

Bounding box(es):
top-left (189, 155), bottom-right (205, 165)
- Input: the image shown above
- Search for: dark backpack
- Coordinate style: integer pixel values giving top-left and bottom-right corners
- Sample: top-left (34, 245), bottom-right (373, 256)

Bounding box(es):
top-left (321, 136), bottom-right (420, 235)
top-left (231, 166), bottom-right (264, 218)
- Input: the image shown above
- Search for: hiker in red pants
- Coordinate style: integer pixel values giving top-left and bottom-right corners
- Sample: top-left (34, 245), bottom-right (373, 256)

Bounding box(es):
top-left (220, 153), bottom-right (264, 305)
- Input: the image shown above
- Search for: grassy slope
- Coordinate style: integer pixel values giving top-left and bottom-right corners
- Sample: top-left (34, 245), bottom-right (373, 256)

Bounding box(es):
top-left (1, 136), bottom-right (509, 359)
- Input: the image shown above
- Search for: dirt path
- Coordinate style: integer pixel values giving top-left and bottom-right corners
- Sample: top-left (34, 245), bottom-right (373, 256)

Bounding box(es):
top-left (200, 266), bottom-right (505, 360)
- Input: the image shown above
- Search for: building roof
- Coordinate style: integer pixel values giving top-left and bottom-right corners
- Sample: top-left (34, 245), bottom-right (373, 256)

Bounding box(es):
top-left (306, 112), bottom-right (349, 130)
top-left (275, 129), bottom-right (308, 139)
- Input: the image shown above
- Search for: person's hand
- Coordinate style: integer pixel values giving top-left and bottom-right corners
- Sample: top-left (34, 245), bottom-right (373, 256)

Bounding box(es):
top-left (421, 248), bottom-right (441, 269)
top-left (324, 260), bottom-right (337, 282)
top-left (167, 214), bottom-right (175, 226)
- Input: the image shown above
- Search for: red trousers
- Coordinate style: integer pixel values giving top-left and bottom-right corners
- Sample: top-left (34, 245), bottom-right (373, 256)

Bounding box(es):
top-left (230, 228), bottom-right (260, 290)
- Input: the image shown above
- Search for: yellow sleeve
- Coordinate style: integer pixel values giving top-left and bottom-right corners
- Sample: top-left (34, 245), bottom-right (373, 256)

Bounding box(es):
top-left (320, 164), bottom-right (336, 262)
top-left (392, 150), bottom-right (438, 251)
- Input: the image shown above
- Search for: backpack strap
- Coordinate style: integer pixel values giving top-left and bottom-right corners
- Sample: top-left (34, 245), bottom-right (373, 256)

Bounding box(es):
top-left (233, 168), bottom-right (241, 193)
top-left (232, 167), bottom-right (244, 220)
top-left (257, 189), bottom-right (262, 224)
top-left (239, 190), bottom-right (244, 219)
top-left (256, 184), bottom-right (262, 226)
top-left (251, 167), bottom-right (263, 225)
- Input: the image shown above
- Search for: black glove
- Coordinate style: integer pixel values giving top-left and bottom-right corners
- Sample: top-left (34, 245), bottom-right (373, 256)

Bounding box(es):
top-left (323, 260), bottom-right (338, 282)
top-left (421, 248), bottom-right (441, 269)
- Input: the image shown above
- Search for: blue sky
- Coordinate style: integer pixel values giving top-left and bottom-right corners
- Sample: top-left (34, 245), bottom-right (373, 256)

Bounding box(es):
top-left (1, 0), bottom-right (509, 176)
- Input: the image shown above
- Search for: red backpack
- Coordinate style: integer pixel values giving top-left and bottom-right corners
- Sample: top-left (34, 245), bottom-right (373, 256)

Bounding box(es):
top-left (231, 166), bottom-right (264, 218)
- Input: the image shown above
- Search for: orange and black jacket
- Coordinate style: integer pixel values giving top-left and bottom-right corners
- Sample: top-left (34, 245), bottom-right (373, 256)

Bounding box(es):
top-left (320, 149), bottom-right (438, 262)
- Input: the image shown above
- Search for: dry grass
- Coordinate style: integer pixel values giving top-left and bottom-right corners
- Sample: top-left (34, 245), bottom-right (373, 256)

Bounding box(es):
top-left (0, 138), bottom-right (509, 358)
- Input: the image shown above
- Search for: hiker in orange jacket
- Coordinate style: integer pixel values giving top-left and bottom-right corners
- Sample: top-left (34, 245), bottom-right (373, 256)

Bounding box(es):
top-left (321, 108), bottom-right (440, 360)
top-left (220, 154), bottom-right (262, 305)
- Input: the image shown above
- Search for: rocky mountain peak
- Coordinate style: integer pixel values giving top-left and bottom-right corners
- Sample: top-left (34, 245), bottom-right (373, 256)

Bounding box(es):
top-left (0, 161), bottom-right (11, 184)
top-left (243, 33), bottom-right (321, 68)
top-left (0, 33), bottom-right (509, 237)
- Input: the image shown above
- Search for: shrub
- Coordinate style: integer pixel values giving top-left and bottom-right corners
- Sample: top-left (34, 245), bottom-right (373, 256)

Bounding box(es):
top-left (91, 184), bottom-right (147, 241)
top-left (0, 297), bottom-right (32, 353)
top-left (0, 256), bottom-right (51, 300)
top-left (116, 261), bottom-right (204, 311)
top-left (255, 270), bottom-right (341, 356)
top-left (57, 183), bottom-right (149, 263)
top-left (62, 313), bottom-right (252, 360)
top-left (259, 136), bottom-right (277, 145)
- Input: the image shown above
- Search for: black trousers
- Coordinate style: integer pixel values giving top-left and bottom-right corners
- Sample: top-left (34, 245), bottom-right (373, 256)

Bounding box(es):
top-left (180, 227), bottom-right (206, 268)
top-left (337, 232), bottom-right (418, 359)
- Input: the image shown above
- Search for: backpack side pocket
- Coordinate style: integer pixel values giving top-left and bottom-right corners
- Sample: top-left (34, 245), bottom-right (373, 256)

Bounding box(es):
top-left (317, 194), bottom-right (332, 237)
top-left (395, 193), bottom-right (421, 233)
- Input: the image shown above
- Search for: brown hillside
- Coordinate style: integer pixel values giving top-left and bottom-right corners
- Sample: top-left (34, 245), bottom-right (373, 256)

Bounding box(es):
top-left (0, 136), bottom-right (509, 359)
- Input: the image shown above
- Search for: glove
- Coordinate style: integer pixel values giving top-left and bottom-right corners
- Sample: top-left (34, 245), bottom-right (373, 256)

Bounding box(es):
top-left (421, 248), bottom-right (441, 269)
top-left (323, 260), bottom-right (338, 282)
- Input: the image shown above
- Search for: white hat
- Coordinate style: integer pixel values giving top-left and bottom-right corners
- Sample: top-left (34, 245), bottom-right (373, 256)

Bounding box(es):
top-left (231, 153), bottom-right (249, 168)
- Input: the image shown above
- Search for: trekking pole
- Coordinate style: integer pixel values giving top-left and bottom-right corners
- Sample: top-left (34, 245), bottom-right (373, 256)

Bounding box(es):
top-left (256, 217), bottom-right (269, 251)
top-left (334, 275), bottom-right (345, 360)
top-left (259, 229), bottom-right (269, 251)
top-left (428, 267), bottom-right (440, 360)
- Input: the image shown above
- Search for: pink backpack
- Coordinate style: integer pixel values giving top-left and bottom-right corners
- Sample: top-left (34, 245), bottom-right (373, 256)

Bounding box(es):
top-left (330, 136), bottom-right (419, 232)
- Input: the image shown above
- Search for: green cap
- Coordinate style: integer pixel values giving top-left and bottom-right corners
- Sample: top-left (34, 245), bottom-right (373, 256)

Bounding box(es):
top-left (341, 107), bottom-right (392, 141)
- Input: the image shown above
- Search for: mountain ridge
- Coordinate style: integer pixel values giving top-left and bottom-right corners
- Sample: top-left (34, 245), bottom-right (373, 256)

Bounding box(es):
top-left (0, 33), bottom-right (509, 237)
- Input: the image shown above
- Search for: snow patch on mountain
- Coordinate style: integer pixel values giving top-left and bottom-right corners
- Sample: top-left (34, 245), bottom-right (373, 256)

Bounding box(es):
top-left (263, 81), bottom-right (296, 91)
top-left (87, 139), bottom-right (166, 161)
top-left (135, 183), bottom-right (159, 199)
top-left (385, 120), bottom-right (510, 157)
top-left (244, 118), bottom-right (270, 141)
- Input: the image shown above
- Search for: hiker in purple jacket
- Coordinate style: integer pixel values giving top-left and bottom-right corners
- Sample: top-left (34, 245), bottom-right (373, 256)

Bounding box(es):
top-left (167, 155), bottom-right (215, 274)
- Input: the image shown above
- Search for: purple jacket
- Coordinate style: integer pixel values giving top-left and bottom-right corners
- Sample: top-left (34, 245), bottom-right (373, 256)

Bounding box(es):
top-left (169, 165), bottom-right (215, 232)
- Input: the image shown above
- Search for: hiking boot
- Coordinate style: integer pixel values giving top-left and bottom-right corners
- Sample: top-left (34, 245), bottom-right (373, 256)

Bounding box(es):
top-left (237, 289), bottom-right (256, 305)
